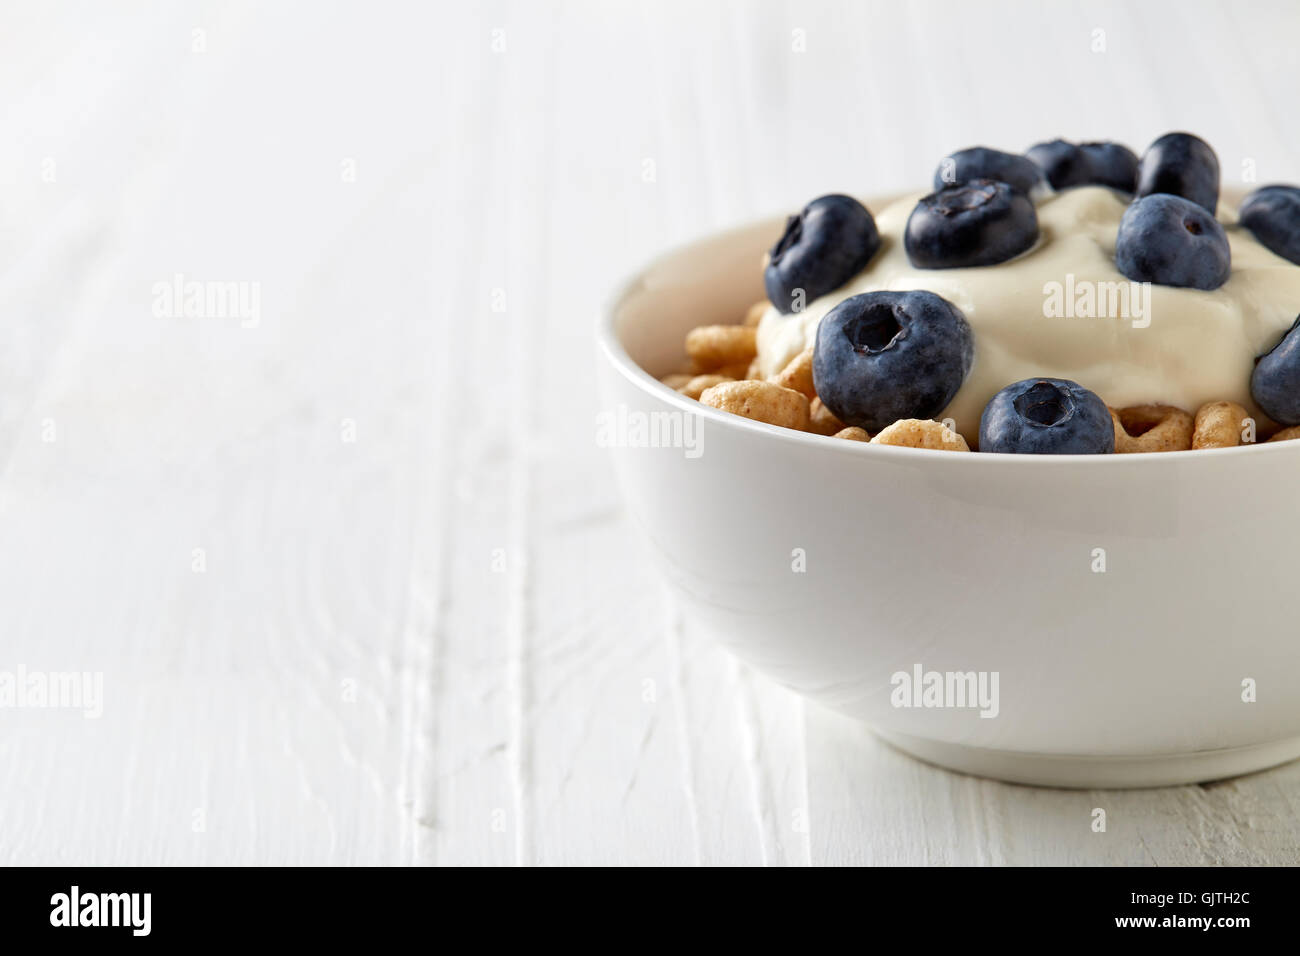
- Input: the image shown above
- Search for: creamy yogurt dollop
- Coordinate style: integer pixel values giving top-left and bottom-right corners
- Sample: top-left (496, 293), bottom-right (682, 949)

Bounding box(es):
top-left (756, 187), bottom-right (1300, 441)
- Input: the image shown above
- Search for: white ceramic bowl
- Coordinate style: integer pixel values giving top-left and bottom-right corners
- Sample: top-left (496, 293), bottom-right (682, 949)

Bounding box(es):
top-left (597, 201), bottom-right (1300, 788)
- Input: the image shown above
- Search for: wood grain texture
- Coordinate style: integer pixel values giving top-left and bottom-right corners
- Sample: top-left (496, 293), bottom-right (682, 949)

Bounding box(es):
top-left (1, 0), bottom-right (1298, 865)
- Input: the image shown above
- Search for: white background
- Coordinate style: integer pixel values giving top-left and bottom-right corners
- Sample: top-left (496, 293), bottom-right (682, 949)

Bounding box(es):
top-left (3, 0), bottom-right (1299, 865)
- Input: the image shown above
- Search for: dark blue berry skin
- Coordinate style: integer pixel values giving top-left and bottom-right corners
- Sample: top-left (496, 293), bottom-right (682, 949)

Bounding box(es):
top-left (1080, 142), bottom-right (1140, 192)
top-left (933, 146), bottom-right (1047, 197)
top-left (812, 290), bottom-right (973, 433)
top-left (905, 180), bottom-right (1039, 269)
top-left (1028, 139), bottom-right (1139, 192)
top-left (1251, 315), bottom-right (1300, 425)
top-left (1135, 132), bottom-right (1220, 214)
top-left (764, 195), bottom-right (881, 314)
top-left (1025, 140), bottom-right (1086, 188)
top-left (979, 378), bottom-right (1114, 454)
top-left (1114, 193), bottom-right (1230, 290)
top-left (1239, 185), bottom-right (1300, 266)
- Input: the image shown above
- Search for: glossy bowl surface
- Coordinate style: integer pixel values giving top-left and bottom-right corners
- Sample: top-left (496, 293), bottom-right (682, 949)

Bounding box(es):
top-left (596, 201), bottom-right (1300, 787)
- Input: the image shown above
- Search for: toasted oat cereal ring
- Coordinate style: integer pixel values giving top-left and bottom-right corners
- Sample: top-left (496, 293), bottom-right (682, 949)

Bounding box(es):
top-left (1192, 401), bottom-right (1252, 449)
top-left (770, 347), bottom-right (816, 400)
top-left (743, 300), bottom-right (768, 328)
top-left (685, 324), bottom-right (758, 371)
top-left (689, 358), bottom-right (750, 378)
top-left (870, 419), bottom-right (969, 451)
top-left (833, 426), bottom-right (870, 442)
top-left (1267, 425), bottom-right (1300, 443)
top-left (699, 380), bottom-right (811, 431)
top-left (678, 374), bottom-right (734, 400)
top-left (1110, 404), bottom-right (1194, 452)
top-left (715, 360), bottom-right (753, 380)
top-left (745, 356), bottom-right (763, 380)
top-left (808, 397), bottom-right (846, 436)
top-left (660, 373), bottom-right (693, 390)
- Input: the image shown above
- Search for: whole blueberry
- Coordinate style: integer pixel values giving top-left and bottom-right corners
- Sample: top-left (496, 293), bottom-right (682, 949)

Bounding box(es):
top-left (1135, 132), bottom-right (1220, 214)
top-left (979, 378), bottom-right (1114, 454)
top-left (1251, 315), bottom-right (1300, 425)
top-left (812, 290), bottom-right (973, 433)
top-left (1027, 139), bottom-right (1139, 192)
top-left (933, 146), bottom-right (1047, 197)
top-left (1025, 139), bottom-right (1088, 188)
top-left (1239, 185), bottom-right (1300, 265)
top-left (764, 194), bottom-right (881, 314)
top-left (905, 180), bottom-right (1039, 269)
top-left (1079, 142), bottom-right (1140, 192)
top-left (1114, 193), bottom-right (1230, 290)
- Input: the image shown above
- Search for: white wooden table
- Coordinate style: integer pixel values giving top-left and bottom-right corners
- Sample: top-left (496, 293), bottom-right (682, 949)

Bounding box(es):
top-left (3, 0), bottom-right (1299, 865)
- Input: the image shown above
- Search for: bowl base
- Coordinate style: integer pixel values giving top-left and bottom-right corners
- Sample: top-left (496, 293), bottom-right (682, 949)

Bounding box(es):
top-left (873, 729), bottom-right (1300, 789)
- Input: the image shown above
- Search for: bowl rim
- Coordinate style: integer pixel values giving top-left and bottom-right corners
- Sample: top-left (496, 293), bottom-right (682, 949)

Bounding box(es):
top-left (597, 209), bottom-right (1300, 467)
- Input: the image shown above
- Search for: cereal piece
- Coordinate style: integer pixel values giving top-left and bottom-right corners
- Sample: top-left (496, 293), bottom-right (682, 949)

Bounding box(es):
top-left (699, 380), bottom-right (811, 431)
top-left (685, 325), bottom-right (758, 371)
top-left (715, 361), bottom-right (753, 380)
top-left (833, 426), bottom-right (870, 442)
top-left (743, 300), bottom-right (768, 327)
top-left (660, 373), bottom-right (692, 390)
top-left (770, 347), bottom-right (816, 399)
top-left (678, 374), bottom-right (733, 400)
top-left (745, 356), bottom-right (763, 380)
top-left (687, 358), bottom-right (751, 378)
top-left (1110, 404), bottom-right (1194, 452)
top-left (1267, 425), bottom-right (1300, 443)
top-left (1192, 401), bottom-right (1252, 449)
top-left (870, 419), bottom-right (969, 451)
top-left (808, 397), bottom-right (846, 436)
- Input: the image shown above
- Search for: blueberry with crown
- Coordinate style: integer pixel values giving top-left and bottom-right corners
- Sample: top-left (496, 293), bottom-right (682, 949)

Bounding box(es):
top-left (905, 180), bottom-right (1039, 269)
top-left (812, 290), bottom-right (973, 433)
top-left (979, 379), bottom-right (1114, 454)
top-left (764, 195), bottom-right (880, 314)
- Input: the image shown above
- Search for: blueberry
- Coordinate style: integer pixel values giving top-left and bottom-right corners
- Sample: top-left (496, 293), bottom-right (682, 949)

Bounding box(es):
top-left (812, 290), bottom-right (973, 433)
top-left (933, 146), bottom-right (1047, 197)
top-left (1239, 185), bottom-right (1300, 265)
top-left (1080, 142), bottom-right (1140, 192)
top-left (1114, 193), bottom-right (1230, 290)
top-left (764, 195), bottom-right (881, 314)
top-left (979, 378), bottom-right (1114, 454)
top-left (1025, 139), bottom-right (1088, 188)
top-left (1027, 139), bottom-right (1139, 192)
top-left (1135, 132), bottom-right (1219, 213)
top-left (1251, 315), bottom-right (1300, 425)
top-left (905, 180), bottom-right (1039, 269)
